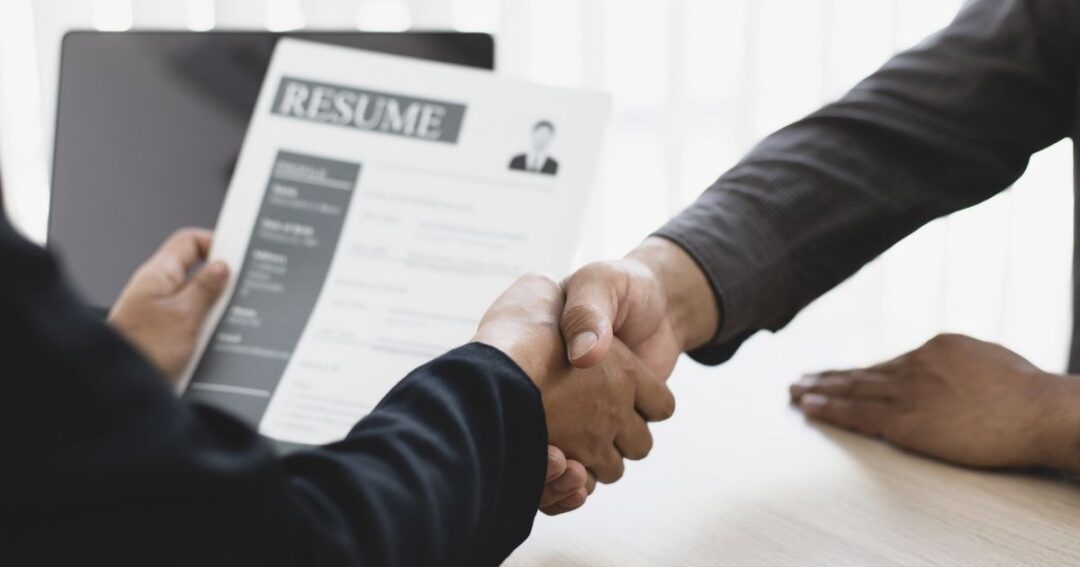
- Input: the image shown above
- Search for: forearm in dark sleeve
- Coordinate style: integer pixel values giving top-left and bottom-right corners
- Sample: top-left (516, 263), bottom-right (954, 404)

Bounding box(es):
top-left (280, 343), bottom-right (547, 566)
top-left (655, 0), bottom-right (1080, 365)
top-left (1, 215), bottom-right (546, 566)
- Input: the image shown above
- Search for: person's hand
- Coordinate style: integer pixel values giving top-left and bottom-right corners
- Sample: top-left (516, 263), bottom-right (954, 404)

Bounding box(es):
top-left (474, 275), bottom-right (676, 485)
top-left (790, 334), bottom-right (1080, 472)
top-left (109, 228), bottom-right (229, 386)
top-left (543, 237), bottom-right (715, 511)
top-left (559, 237), bottom-right (718, 378)
top-left (539, 445), bottom-right (596, 515)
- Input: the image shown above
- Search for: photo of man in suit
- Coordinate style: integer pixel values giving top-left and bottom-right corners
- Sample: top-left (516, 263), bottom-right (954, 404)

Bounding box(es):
top-left (509, 120), bottom-right (559, 175)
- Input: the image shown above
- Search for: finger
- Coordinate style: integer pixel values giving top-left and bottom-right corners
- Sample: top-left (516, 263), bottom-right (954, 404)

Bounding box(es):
top-left (145, 228), bottom-right (214, 291)
top-left (560, 264), bottom-right (619, 368)
top-left (614, 413), bottom-right (653, 461)
top-left (790, 370), bottom-right (895, 402)
top-left (590, 446), bottom-right (626, 484)
top-left (540, 460), bottom-right (587, 507)
top-left (178, 260), bottom-right (229, 315)
top-left (585, 471), bottom-right (597, 495)
top-left (798, 393), bottom-right (892, 437)
top-left (545, 445), bottom-right (568, 482)
top-left (624, 346), bottom-right (676, 422)
top-left (540, 488), bottom-right (588, 516)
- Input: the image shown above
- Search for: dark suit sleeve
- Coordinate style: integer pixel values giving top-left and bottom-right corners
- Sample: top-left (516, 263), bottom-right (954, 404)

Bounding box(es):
top-left (0, 216), bottom-right (547, 565)
top-left (655, 0), bottom-right (1080, 364)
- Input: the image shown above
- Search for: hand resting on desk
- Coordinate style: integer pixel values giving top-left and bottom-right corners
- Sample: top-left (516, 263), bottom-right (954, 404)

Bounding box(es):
top-left (791, 333), bottom-right (1080, 474)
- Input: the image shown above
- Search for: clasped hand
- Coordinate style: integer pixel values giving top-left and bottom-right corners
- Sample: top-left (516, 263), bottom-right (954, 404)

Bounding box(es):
top-left (473, 274), bottom-right (678, 515)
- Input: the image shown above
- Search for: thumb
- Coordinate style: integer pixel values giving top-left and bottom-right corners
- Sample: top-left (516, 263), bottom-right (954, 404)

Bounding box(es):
top-left (180, 260), bottom-right (230, 317)
top-left (561, 265), bottom-right (618, 368)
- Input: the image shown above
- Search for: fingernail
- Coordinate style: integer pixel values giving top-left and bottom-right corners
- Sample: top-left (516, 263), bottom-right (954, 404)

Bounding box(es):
top-left (801, 393), bottom-right (828, 410)
top-left (792, 375), bottom-right (819, 392)
top-left (210, 261), bottom-right (228, 278)
top-left (569, 331), bottom-right (599, 361)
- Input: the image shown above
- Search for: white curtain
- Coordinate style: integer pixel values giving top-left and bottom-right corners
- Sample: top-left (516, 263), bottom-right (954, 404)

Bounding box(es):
top-left (0, 0), bottom-right (1071, 370)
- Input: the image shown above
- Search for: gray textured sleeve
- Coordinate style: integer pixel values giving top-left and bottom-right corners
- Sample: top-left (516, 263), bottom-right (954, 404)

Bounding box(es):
top-left (656, 0), bottom-right (1079, 365)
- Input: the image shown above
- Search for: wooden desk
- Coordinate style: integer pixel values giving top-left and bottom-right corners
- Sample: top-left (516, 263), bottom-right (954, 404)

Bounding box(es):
top-left (507, 334), bottom-right (1080, 566)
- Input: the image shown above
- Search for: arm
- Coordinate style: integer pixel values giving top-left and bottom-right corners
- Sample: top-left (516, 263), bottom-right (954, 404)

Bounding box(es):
top-left (0, 216), bottom-right (541, 566)
top-left (560, 0), bottom-right (1080, 377)
top-left (654, 0), bottom-right (1080, 363)
top-left (3, 213), bottom-right (671, 564)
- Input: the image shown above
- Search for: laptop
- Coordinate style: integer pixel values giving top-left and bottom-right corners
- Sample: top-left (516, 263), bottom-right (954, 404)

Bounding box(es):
top-left (49, 31), bottom-right (494, 309)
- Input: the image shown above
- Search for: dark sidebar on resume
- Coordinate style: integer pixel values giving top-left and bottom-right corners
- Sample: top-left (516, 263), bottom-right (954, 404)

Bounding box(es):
top-left (184, 150), bottom-right (361, 427)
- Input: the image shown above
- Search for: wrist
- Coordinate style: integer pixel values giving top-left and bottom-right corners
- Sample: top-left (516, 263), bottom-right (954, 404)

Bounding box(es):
top-left (627, 237), bottom-right (719, 352)
top-left (1035, 374), bottom-right (1080, 473)
top-left (472, 328), bottom-right (559, 390)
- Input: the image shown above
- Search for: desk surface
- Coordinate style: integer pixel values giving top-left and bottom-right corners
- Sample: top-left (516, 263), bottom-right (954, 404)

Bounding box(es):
top-left (507, 334), bottom-right (1080, 566)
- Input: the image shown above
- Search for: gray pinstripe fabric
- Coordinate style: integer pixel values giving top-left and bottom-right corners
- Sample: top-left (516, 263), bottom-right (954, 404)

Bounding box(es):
top-left (654, 0), bottom-right (1080, 368)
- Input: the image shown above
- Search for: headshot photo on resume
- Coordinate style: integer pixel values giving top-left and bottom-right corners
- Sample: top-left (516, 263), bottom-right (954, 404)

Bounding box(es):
top-left (509, 120), bottom-right (559, 176)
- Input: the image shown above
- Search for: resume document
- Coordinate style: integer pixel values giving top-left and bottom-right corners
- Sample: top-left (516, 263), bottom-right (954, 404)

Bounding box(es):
top-left (179, 39), bottom-right (611, 445)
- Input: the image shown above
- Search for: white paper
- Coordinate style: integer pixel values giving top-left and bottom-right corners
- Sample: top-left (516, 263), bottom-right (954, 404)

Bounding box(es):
top-left (180, 39), bottom-right (611, 445)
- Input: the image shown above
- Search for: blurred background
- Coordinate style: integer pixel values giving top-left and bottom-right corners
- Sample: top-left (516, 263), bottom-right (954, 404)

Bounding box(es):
top-left (0, 0), bottom-right (1072, 372)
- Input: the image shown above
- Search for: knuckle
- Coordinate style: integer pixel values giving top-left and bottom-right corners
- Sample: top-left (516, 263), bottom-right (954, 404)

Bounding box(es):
top-left (598, 463), bottom-right (625, 484)
top-left (564, 261), bottom-right (627, 296)
top-left (575, 261), bottom-right (619, 282)
top-left (563, 461), bottom-right (587, 485)
top-left (559, 491), bottom-right (587, 511)
top-left (515, 273), bottom-right (561, 301)
top-left (925, 333), bottom-right (961, 350)
top-left (634, 435), bottom-right (654, 460)
top-left (906, 347), bottom-right (932, 367)
top-left (655, 391), bottom-right (676, 421)
top-left (518, 272), bottom-right (558, 289)
top-left (620, 438), bottom-right (649, 461)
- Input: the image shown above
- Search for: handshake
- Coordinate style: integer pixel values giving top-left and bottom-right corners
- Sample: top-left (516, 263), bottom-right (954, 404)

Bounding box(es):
top-left (110, 230), bottom-right (718, 518)
top-left (472, 238), bottom-right (719, 516)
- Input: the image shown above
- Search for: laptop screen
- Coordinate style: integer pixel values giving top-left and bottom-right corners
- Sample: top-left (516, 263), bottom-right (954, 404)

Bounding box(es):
top-left (49, 31), bottom-right (494, 308)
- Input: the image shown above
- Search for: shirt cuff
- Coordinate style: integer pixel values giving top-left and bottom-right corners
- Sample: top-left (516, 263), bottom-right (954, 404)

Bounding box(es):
top-left (652, 192), bottom-right (791, 365)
